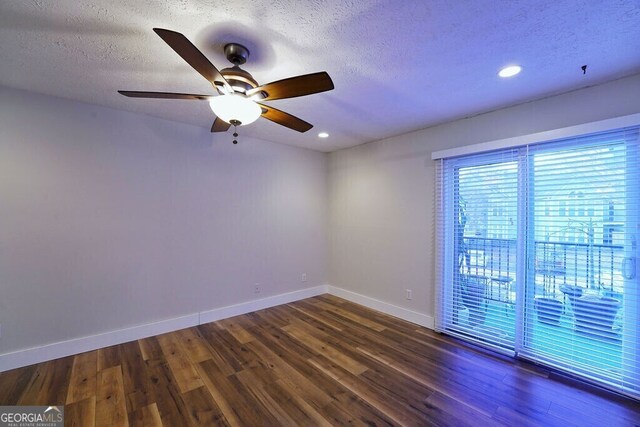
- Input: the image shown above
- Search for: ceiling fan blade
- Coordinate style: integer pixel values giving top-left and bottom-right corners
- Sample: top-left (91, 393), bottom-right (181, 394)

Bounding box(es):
top-left (211, 117), bottom-right (231, 132)
top-left (153, 28), bottom-right (232, 92)
top-left (258, 103), bottom-right (313, 133)
top-left (247, 72), bottom-right (334, 101)
top-left (118, 91), bottom-right (212, 100)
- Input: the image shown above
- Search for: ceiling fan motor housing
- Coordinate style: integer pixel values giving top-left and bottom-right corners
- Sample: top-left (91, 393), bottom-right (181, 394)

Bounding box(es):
top-left (219, 66), bottom-right (259, 94)
top-left (218, 43), bottom-right (263, 95)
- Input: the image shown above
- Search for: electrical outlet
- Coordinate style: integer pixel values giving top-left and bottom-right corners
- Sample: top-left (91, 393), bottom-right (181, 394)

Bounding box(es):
top-left (301, 273), bottom-right (307, 282)
top-left (254, 283), bottom-right (261, 294)
top-left (406, 289), bottom-right (413, 300)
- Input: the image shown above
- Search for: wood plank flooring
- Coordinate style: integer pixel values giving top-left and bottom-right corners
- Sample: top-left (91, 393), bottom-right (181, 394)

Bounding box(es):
top-left (1, 294), bottom-right (639, 426)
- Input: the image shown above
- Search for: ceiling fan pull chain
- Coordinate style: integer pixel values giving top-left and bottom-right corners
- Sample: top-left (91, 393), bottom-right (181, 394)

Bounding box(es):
top-left (232, 123), bottom-right (239, 144)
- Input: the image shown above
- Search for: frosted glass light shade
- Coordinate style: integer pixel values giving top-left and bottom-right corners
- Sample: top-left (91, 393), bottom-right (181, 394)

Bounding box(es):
top-left (209, 94), bottom-right (261, 125)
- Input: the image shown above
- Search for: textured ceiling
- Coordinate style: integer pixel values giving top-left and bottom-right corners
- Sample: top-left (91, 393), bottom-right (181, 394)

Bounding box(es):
top-left (1, 0), bottom-right (639, 152)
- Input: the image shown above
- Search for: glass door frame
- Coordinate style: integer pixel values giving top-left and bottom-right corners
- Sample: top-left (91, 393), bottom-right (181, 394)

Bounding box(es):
top-left (622, 136), bottom-right (639, 393)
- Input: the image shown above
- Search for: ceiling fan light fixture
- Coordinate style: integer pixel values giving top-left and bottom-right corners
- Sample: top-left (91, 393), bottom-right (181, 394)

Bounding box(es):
top-left (209, 94), bottom-right (262, 125)
top-left (498, 65), bottom-right (522, 78)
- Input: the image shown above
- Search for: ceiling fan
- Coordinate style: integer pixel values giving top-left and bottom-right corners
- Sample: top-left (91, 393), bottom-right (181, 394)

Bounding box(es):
top-left (119, 28), bottom-right (334, 142)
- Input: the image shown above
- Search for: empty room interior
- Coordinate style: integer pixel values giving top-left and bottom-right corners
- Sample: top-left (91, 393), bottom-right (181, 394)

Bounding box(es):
top-left (1, 1), bottom-right (640, 425)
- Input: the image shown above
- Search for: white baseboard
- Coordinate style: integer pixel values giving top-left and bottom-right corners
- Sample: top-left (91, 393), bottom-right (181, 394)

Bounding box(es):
top-left (0, 313), bottom-right (200, 373)
top-left (0, 284), bottom-right (432, 372)
top-left (326, 285), bottom-right (434, 329)
top-left (0, 285), bottom-right (327, 372)
top-left (198, 285), bottom-right (328, 324)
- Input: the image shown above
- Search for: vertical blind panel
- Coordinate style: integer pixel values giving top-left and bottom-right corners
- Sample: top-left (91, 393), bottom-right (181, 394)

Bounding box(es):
top-left (436, 126), bottom-right (639, 398)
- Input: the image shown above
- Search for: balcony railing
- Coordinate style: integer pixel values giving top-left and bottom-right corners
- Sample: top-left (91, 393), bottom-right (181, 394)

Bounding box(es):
top-left (456, 236), bottom-right (626, 366)
top-left (462, 236), bottom-right (625, 302)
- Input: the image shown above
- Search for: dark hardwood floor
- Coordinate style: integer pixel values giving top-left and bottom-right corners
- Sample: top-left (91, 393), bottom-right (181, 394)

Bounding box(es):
top-left (1, 294), bottom-right (639, 426)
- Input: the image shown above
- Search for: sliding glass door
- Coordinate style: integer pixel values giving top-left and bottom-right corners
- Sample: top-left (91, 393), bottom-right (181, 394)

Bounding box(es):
top-left (520, 135), bottom-right (639, 393)
top-left (436, 127), bottom-right (639, 398)
top-left (439, 150), bottom-right (520, 351)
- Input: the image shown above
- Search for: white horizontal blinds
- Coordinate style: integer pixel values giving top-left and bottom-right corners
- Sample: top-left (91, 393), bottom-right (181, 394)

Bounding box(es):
top-left (435, 124), bottom-right (640, 398)
top-left (434, 159), bottom-right (447, 332)
top-left (439, 149), bottom-right (519, 351)
top-left (521, 127), bottom-right (639, 397)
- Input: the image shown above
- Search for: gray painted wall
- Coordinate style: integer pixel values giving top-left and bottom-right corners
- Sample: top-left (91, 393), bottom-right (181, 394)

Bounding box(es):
top-left (1, 72), bottom-right (638, 358)
top-left (0, 86), bottom-right (327, 355)
top-left (328, 73), bottom-right (640, 320)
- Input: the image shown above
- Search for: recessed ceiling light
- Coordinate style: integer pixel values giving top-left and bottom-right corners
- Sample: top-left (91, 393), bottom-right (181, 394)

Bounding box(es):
top-left (318, 132), bottom-right (329, 138)
top-left (498, 65), bottom-right (522, 78)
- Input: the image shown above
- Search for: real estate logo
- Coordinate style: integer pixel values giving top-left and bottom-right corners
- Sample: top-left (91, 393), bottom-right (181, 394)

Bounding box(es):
top-left (0, 406), bottom-right (64, 427)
